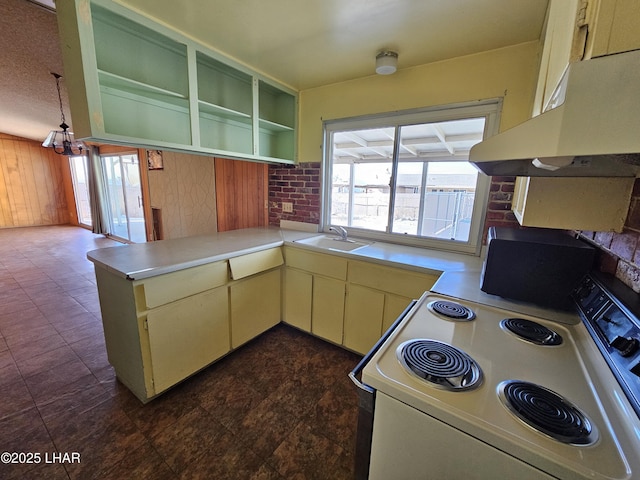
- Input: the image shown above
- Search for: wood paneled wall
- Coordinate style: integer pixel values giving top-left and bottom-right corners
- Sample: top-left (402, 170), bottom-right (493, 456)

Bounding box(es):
top-left (0, 134), bottom-right (71, 228)
top-left (215, 157), bottom-right (268, 232)
top-left (146, 150), bottom-right (218, 239)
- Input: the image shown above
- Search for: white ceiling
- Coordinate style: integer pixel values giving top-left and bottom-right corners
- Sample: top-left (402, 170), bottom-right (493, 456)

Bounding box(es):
top-left (1, 0), bottom-right (549, 143)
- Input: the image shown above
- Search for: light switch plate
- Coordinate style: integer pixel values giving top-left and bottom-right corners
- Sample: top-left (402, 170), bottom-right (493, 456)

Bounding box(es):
top-left (282, 202), bottom-right (293, 213)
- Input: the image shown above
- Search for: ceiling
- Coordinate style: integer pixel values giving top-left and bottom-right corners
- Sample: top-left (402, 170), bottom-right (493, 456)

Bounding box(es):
top-left (1, 0), bottom-right (549, 143)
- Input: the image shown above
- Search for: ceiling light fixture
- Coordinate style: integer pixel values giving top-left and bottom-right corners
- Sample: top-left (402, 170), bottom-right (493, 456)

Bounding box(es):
top-left (42, 73), bottom-right (85, 156)
top-left (375, 50), bottom-right (398, 75)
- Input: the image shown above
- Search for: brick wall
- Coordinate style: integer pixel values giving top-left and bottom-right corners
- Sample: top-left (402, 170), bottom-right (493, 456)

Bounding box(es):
top-left (578, 178), bottom-right (640, 292)
top-left (483, 176), bottom-right (520, 239)
top-left (268, 165), bottom-right (520, 238)
top-left (268, 163), bottom-right (321, 226)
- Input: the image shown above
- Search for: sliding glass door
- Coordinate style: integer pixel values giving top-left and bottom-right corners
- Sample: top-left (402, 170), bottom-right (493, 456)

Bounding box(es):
top-left (101, 153), bottom-right (146, 243)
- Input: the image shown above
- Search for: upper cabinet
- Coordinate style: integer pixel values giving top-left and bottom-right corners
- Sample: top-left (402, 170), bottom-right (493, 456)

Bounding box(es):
top-left (534, 0), bottom-right (640, 115)
top-left (196, 53), bottom-right (253, 155)
top-left (533, 0), bottom-right (585, 115)
top-left (590, 0), bottom-right (640, 57)
top-left (55, 0), bottom-right (297, 164)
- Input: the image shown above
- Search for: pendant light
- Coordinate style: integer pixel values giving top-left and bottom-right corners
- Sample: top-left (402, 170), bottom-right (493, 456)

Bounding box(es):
top-left (42, 73), bottom-right (85, 156)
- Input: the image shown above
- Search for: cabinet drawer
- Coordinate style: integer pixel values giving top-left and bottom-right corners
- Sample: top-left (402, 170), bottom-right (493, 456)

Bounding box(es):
top-left (137, 261), bottom-right (228, 309)
top-left (285, 247), bottom-right (348, 280)
top-left (348, 261), bottom-right (437, 299)
top-left (229, 247), bottom-right (283, 280)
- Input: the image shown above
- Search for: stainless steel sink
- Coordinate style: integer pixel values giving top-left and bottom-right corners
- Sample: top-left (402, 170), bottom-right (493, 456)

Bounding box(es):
top-left (294, 235), bottom-right (372, 252)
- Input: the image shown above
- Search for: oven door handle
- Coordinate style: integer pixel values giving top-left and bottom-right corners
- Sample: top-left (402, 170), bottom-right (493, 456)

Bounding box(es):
top-left (349, 299), bottom-right (418, 394)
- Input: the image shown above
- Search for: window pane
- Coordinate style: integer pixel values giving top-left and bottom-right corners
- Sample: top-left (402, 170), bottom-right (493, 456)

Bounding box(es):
top-left (330, 163), bottom-right (350, 226)
top-left (420, 161), bottom-right (478, 241)
top-left (392, 161), bottom-right (423, 235)
top-left (351, 162), bottom-right (391, 231)
top-left (390, 120), bottom-right (484, 241)
top-left (330, 128), bottom-right (394, 231)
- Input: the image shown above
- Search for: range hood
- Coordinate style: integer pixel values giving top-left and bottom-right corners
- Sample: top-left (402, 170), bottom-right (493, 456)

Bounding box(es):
top-left (470, 49), bottom-right (640, 177)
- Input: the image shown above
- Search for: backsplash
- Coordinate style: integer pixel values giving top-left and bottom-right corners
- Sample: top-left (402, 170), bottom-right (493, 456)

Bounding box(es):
top-left (482, 176), bottom-right (520, 237)
top-left (268, 163), bottom-right (321, 226)
top-left (578, 178), bottom-right (640, 292)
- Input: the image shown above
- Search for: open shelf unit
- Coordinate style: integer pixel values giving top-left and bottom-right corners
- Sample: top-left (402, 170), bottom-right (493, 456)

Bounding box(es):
top-left (196, 52), bottom-right (253, 154)
top-left (92, 4), bottom-right (191, 145)
top-left (258, 80), bottom-right (296, 161)
top-left (56, 0), bottom-right (297, 163)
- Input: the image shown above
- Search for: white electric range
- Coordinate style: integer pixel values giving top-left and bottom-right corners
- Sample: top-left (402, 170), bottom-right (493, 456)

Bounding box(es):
top-left (353, 273), bottom-right (640, 479)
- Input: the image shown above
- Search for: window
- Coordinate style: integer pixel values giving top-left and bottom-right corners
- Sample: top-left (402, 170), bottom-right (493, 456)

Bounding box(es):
top-left (69, 155), bottom-right (92, 228)
top-left (322, 100), bottom-right (500, 254)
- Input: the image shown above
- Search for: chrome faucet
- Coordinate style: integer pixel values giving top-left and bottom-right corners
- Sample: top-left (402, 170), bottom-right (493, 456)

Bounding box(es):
top-left (329, 225), bottom-right (349, 241)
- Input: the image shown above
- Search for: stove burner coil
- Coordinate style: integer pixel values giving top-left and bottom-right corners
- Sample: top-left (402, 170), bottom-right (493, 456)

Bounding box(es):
top-left (498, 380), bottom-right (597, 445)
top-left (500, 318), bottom-right (563, 346)
top-left (397, 339), bottom-right (482, 391)
top-left (427, 300), bottom-right (475, 321)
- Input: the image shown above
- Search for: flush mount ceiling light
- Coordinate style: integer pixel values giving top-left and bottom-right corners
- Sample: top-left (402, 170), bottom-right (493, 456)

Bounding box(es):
top-left (42, 73), bottom-right (86, 156)
top-left (375, 50), bottom-right (398, 75)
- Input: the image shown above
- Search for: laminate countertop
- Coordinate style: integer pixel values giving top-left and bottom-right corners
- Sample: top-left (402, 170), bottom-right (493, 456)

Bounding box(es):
top-left (87, 226), bottom-right (579, 324)
top-left (87, 227), bottom-right (288, 280)
top-left (86, 227), bottom-right (483, 280)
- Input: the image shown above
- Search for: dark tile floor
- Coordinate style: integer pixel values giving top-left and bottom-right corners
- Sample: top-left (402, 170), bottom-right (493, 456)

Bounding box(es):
top-left (0, 225), bottom-right (362, 479)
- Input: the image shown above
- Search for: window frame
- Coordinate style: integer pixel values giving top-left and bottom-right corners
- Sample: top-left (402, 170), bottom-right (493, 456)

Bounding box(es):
top-left (321, 99), bottom-right (502, 255)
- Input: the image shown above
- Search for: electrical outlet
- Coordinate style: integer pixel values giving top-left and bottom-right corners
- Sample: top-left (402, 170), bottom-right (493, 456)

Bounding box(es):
top-left (282, 202), bottom-right (293, 213)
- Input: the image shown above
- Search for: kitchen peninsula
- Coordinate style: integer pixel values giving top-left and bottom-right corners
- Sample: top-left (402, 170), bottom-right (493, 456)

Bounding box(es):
top-left (87, 227), bottom-right (574, 403)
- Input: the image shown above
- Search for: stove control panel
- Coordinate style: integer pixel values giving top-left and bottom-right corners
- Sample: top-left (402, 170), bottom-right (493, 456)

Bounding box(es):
top-left (574, 274), bottom-right (640, 418)
top-left (611, 335), bottom-right (639, 357)
top-left (596, 304), bottom-right (640, 356)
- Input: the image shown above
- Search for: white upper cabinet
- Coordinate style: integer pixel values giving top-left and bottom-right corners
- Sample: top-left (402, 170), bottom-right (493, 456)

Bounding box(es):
top-left (55, 0), bottom-right (297, 163)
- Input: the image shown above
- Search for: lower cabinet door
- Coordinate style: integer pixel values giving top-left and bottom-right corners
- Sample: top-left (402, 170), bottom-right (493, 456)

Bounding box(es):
top-left (382, 294), bottom-right (413, 332)
top-left (283, 268), bottom-right (312, 332)
top-left (312, 276), bottom-right (345, 345)
top-left (146, 286), bottom-right (230, 394)
top-left (344, 284), bottom-right (385, 354)
top-left (230, 269), bottom-right (281, 348)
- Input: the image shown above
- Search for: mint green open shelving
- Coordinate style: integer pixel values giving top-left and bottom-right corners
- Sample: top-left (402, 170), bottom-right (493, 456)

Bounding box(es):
top-left (56, 0), bottom-right (297, 163)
